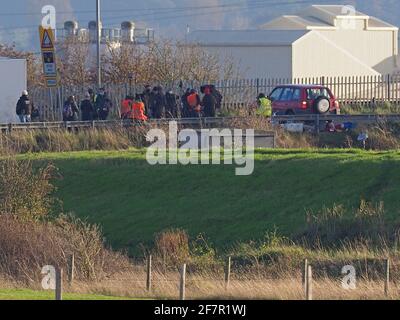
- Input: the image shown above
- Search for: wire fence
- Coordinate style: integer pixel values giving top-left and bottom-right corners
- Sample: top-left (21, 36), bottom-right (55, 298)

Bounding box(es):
top-left (48, 255), bottom-right (398, 300)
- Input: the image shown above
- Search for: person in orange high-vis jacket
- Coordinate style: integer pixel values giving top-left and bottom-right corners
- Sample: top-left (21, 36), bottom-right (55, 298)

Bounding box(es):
top-left (121, 95), bottom-right (133, 119)
top-left (133, 95), bottom-right (148, 122)
top-left (187, 89), bottom-right (201, 117)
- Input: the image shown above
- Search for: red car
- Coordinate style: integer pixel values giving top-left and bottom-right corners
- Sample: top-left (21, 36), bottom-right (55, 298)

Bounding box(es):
top-left (268, 85), bottom-right (340, 115)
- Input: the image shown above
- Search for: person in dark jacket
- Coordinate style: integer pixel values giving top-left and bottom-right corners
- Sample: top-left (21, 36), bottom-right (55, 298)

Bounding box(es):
top-left (80, 92), bottom-right (95, 121)
top-left (166, 90), bottom-right (180, 118)
top-left (16, 90), bottom-right (33, 123)
top-left (202, 86), bottom-right (217, 117)
top-left (63, 96), bottom-right (79, 122)
top-left (31, 106), bottom-right (40, 122)
top-left (88, 88), bottom-right (96, 105)
top-left (152, 86), bottom-right (167, 119)
top-left (95, 88), bottom-right (112, 120)
top-left (142, 85), bottom-right (152, 117)
top-left (211, 85), bottom-right (223, 111)
top-left (201, 85), bottom-right (223, 113)
top-left (148, 87), bottom-right (158, 118)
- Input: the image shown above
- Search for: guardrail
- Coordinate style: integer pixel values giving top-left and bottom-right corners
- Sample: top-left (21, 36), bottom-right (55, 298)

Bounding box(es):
top-left (1, 114), bottom-right (399, 134)
top-left (0, 117), bottom-right (240, 133)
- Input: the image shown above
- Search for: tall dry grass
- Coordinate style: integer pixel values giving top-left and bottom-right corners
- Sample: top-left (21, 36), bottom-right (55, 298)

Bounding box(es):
top-left (0, 127), bottom-right (149, 155)
top-left (28, 267), bottom-right (400, 300)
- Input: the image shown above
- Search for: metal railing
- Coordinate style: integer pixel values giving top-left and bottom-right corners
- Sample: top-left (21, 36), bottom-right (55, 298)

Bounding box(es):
top-left (0, 117), bottom-right (240, 133)
top-left (29, 75), bottom-right (400, 122)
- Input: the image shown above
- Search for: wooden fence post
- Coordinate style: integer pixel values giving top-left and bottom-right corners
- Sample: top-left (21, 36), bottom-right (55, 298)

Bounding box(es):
top-left (180, 264), bottom-right (187, 301)
top-left (306, 265), bottom-right (312, 301)
top-left (384, 258), bottom-right (390, 297)
top-left (302, 259), bottom-right (309, 293)
top-left (146, 255), bottom-right (152, 292)
top-left (68, 254), bottom-right (75, 285)
top-left (55, 267), bottom-right (63, 301)
top-left (225, 257), bottom-right (231, 290)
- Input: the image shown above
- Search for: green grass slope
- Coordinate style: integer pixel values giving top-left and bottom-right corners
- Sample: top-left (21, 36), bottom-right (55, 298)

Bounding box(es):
top-left (0, 288), bottom-right (132, 300)
top-left (25, 149), bottom-right (400, 253)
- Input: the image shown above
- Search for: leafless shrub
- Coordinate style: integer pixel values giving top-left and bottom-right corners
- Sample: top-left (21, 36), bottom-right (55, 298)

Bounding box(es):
top-left (154, 229), bottom-right (191, 268)
top-left (364, 121), bottom-right (400, 150)
top-left (0, 159), bottom-right (57, 221)
top-left (0, 214), bottom-right (131, 283)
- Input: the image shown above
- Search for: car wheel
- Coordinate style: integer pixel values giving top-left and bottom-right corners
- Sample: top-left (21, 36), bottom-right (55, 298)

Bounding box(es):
top-left (285, 110), bottom-right (295, 115)
top-left (314, 97), bottom-right (330, 114)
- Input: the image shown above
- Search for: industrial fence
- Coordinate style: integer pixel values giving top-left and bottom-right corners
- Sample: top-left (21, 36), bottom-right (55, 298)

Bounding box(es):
top-left (29, 75), bottom-right (400, 121)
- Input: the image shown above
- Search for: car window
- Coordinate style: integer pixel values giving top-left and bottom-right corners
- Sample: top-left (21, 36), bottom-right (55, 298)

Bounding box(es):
top-left (279, 88), bottom-right (294, 101)
top-left (269, 88), bottom-right (283, 101)
top-left (292, 89), bottom-right (301, 101)
top-left (307, 88), bottom-right (331, 100)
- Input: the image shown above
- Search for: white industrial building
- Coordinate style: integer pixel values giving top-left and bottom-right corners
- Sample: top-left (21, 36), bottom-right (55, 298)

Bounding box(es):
top-left (55, 20), bottom-right (155, 67)
top-left (0, 57), bottom-right (27, 123)
top-left (189, 5), bottom-right (399, 79)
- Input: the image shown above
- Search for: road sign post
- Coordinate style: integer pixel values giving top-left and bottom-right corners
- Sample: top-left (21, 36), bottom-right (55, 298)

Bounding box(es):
top-left (39, 26), bottom-right (58, 88)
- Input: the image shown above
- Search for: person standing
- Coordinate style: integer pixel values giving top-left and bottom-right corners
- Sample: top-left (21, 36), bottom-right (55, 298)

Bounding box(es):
top-left (88, 88), bottom-right (96, 105)
top-left (211, 85), bottom-right (223, 112)
top-left (16, 90), bottom-right (33, 123)
top-left (181, 88), bottom-right (191, 118)
top-left (121, 95), bottom-right (133, 119)
top-left (132, 94), bottom-right (148, 122)
top-left (202, 86), bottom-right (217, 118)
top-left (256, 93), bottom-right (272, 117)
top-left (80, 93), bottom-right (95, 121)
top-left (166, 90), bottom-right (180, 118)
top-left (63, 96), bottom-right (79, 122)
top-left (142, 85), bottom-right (152, 117)
top-left (95, 88), bottom-right (113, 120)
top-left (152, 86), bottom-right (167, 119)
top-left (187, 89), bottom-right (202, 118)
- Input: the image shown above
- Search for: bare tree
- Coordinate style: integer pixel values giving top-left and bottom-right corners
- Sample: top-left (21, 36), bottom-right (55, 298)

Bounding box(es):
top-left (57, 37), bottom-right (95, 86)
top-left (2, 37), bottom-right (241, 91)
top-left (102, 39), bottom-right (240, 86)
top-left (102, 42), bottom-right (147, 85)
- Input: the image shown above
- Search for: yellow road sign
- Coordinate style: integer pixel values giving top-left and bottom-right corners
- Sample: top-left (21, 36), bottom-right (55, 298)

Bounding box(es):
top-left (39, 26), bottom-right (58, 88)
top-left (39, 26), bottom-right (55, 51)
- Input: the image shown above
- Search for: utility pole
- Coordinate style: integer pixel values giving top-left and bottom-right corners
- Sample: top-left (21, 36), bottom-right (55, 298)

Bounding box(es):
top-left (96, 0), bottom-right (101, 88)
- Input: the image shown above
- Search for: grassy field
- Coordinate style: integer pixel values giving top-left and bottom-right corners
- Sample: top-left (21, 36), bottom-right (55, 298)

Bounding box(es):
top-left (0, 288), bottom-right (131, 300)
top-left (23, 148), bottom-right (400, 254)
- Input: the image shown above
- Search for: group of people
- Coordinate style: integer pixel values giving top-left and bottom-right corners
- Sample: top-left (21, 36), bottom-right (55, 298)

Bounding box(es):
top-left (16, 88), bottom-right (113, 123)
top-left (120, 85), bottom-right (223, 121)
top-left (62, 87), bottom-right (113, 122)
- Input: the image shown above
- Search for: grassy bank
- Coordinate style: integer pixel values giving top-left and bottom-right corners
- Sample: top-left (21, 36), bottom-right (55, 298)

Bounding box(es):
top-left (0, 288), bottom-right (132, 300)
top-left (19, 148), bottom-right (400, 255)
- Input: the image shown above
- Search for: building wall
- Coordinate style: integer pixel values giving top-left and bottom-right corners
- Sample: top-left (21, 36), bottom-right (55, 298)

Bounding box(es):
top-left (0, 58), bottom-right (27, 123)
top-left (292, 31), bottom-right (382, 78)
top-left (202, 45), bottom-right (293, 79)
top-left (320, 29), bottom-right (398, 74)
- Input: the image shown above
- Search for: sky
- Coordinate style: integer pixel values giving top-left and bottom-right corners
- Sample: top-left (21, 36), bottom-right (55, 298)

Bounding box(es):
top-left (0, 0), bottom-right (399, 51)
